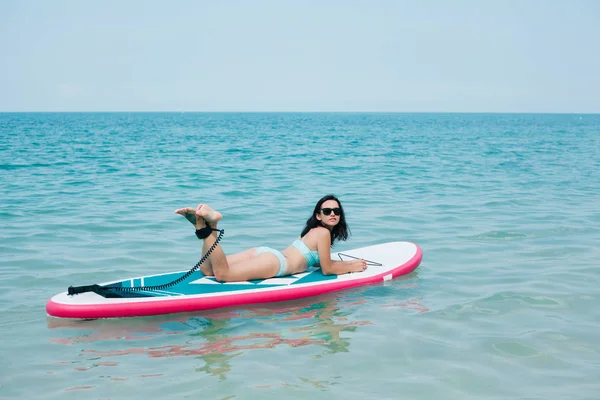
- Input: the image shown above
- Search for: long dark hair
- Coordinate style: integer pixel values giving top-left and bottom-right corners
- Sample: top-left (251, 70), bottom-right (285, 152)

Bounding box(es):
top-left (300, 194), bottom-right (350, 246)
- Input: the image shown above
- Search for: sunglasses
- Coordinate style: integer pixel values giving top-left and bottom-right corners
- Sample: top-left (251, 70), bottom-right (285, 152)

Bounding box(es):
top-left (320, 207), bottom-right (341, 216)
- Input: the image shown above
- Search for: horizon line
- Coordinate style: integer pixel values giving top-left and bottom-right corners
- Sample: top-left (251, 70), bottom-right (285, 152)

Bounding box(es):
top-left (1, 110), bottom-right (599, 115)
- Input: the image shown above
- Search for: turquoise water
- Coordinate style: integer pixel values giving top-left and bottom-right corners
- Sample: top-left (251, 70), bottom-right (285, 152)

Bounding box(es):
top-left (1, 112), bottom-right (599, 399)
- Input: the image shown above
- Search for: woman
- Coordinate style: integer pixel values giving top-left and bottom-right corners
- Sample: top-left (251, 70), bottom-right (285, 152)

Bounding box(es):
top-left (175, 195), bottom-right (368, 282)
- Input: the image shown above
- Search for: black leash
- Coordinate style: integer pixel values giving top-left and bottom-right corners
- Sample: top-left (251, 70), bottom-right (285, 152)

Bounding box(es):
top-left (67, 228), bottom-right (224, 296)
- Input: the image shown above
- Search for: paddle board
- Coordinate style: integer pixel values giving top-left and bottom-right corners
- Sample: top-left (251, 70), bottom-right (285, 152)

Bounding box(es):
top-left (46, 241), bottom-right (422, 319)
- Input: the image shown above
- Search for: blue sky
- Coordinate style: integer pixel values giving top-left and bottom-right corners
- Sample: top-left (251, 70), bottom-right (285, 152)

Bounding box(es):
top-left (1, 0), bottom-right (599, 112)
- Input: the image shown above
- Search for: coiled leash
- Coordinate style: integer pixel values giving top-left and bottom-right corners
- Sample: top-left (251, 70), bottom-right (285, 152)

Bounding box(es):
top-left (67, 227), bottom-right (224, 297)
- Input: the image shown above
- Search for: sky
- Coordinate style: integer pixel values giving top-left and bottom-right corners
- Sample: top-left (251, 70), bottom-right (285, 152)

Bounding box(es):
top-left (1, 0), bottom-right (599, 113)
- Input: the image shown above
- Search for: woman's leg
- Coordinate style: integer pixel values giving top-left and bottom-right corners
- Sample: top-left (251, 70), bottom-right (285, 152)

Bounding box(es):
top-left (175, 207), bottom-right (216, 275)
top-left (175, 206), bottom-right (268, 277)
top-left (225, 252), bottom-right (282, 281)
top-left (197, 204), bottom-right (281, 282)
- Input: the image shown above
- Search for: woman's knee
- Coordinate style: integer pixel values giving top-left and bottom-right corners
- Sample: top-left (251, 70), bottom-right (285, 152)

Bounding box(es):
top-left (213, 269), bottom-right (230, 282)
top-left (200, 264), bottom-right (213, 276)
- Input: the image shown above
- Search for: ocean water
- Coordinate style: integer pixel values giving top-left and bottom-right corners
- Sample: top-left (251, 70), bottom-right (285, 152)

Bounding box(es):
top-left (1, 112), bottom-right (599, 399)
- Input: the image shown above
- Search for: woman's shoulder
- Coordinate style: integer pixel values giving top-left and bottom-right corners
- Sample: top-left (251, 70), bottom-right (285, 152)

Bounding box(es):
top-left (305, 226), bottom-right (330, 242)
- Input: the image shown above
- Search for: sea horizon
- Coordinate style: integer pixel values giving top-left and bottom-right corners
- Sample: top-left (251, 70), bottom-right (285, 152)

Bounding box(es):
top-left (2, 110), bottom-right (600, 115)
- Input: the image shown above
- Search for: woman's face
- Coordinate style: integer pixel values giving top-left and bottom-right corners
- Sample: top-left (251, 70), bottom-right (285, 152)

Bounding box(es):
top-left (316, 199), bottom-right (341, 229)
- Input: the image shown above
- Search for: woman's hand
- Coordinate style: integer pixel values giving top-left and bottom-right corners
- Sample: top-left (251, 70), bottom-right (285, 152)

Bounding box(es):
top-left (349, 259), bottom-right (368, 273)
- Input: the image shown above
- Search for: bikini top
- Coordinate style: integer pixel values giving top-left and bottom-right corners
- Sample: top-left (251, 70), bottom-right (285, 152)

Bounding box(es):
top-left (291, 238), bottom-right (320, 268)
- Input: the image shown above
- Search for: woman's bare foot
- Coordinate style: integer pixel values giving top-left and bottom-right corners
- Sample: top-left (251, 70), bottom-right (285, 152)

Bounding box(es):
top-left (196, 204), bottom-right (222, 227)
top-left (175, 207), bottom-right (207, 230)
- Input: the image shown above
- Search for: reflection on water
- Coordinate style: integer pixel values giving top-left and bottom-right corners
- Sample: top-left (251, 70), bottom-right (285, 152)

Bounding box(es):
top-left (48, 286), bottom-right (427, 382)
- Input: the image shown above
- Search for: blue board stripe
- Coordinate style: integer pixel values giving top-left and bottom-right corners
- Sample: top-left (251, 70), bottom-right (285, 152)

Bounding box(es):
top-left (110, 267), bottom-right (338, 298)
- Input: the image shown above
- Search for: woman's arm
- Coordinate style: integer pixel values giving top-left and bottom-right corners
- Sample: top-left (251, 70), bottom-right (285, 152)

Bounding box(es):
top-left (316, 229), bottom-right (367, 275)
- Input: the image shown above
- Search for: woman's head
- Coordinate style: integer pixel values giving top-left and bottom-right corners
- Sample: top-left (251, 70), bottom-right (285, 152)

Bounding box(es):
top-left (301, 194), bottom-right (350, 245)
